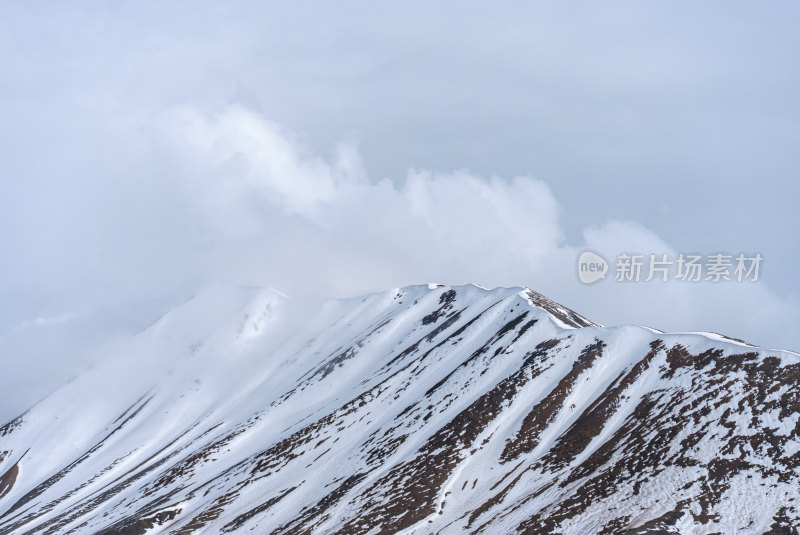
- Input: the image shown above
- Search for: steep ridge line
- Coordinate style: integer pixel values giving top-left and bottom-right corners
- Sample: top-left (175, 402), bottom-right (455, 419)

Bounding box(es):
top-left (0, 284), bottom-right (798, 535)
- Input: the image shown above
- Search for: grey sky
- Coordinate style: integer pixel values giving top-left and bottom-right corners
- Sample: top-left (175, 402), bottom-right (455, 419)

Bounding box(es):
top-left (1, 2), bottom-right (799, 422)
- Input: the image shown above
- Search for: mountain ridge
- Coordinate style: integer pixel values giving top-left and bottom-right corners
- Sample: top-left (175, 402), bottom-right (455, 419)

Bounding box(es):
top-left (1, 284), bottom-right (799, 534)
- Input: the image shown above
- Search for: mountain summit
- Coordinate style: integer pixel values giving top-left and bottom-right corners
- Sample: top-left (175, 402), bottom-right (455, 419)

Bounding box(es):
top-left (1, 284), bottom-right (798, 534)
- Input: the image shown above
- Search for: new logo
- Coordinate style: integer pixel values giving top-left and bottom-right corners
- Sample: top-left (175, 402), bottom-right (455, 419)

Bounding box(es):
top-left (577, 251), bottom-right (608, 284)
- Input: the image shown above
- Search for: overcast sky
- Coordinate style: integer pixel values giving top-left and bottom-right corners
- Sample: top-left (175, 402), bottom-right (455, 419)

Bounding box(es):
top-left (1, 2), bottom-right (799, 422)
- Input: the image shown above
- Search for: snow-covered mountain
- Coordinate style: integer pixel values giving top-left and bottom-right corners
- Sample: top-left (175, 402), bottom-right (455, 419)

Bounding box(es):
top-left (1, 284), bottom-right (799, 535)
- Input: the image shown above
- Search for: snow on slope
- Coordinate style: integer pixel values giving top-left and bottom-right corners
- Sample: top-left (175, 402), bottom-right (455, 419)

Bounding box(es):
top-left (0, 284), bottom-right (799, 535)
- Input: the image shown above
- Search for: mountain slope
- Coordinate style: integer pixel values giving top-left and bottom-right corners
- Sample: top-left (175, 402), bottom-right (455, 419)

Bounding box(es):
top-left (1, 284), bottom-right (799, 535)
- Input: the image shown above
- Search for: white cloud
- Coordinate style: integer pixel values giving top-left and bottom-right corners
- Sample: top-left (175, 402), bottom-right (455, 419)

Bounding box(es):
top-left (149, 105), bottom-right (800, 354)
top-left (160, 106), bottom-right (361, 224)
top-left (154, 106), bottom-right (569, 295)
top-left (13, 313), bottom-right (74, 331)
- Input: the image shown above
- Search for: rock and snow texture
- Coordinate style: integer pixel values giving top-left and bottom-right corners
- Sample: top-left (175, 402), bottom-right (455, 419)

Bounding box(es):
top-left (1, 284), bottom-right (799, 535)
